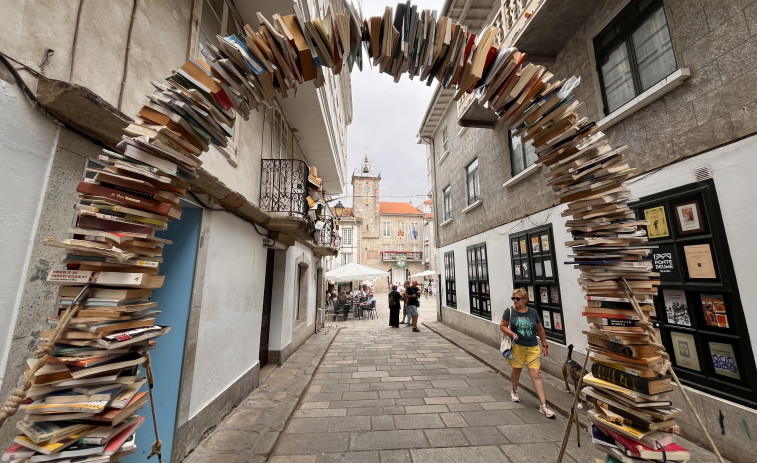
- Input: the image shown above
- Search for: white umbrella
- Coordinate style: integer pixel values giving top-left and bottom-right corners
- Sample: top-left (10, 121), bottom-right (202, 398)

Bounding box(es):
top-left (325, 262), bottom-right (389, 282)
top-left (409, 270), bottom-right (436, 278)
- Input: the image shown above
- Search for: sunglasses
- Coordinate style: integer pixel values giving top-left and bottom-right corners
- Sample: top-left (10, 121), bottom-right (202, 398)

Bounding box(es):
top-left (511, 297), bottom-right (524, 301)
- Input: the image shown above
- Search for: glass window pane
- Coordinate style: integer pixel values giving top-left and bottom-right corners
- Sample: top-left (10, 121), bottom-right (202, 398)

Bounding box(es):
top-left (632, 7), bottom-right (676, 91)
top-left (601, 43), bottom-right (635, 112)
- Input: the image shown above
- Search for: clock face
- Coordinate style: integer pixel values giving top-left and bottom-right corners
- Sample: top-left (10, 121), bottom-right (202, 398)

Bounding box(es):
top-left (364, 186), bottom-right (371, 192)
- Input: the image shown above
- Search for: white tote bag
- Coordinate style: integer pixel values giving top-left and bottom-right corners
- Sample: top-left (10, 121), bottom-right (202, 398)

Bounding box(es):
top-left (500, 307), bottom-right (513, 357)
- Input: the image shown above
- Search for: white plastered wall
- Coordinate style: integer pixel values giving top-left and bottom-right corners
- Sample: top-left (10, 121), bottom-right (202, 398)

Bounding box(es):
top-left (0, 80), bottom-right (59, 388)
top-left (188, 210), bottom-right (267, 418)
top-left (436, 134), bottom-right (757, 357)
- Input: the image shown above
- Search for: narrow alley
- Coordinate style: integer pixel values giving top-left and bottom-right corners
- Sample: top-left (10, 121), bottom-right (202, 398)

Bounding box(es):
top-left (182, 298), bottom-right (730, 462)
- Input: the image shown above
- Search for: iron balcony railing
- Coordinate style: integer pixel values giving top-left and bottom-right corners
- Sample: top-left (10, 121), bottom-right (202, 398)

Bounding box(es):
top-left (260, 158), bottom-right (308, 218)
top-left (315, 216), bottom-right (336, 247)
top-left (381, 251), bottom-right (423, 261)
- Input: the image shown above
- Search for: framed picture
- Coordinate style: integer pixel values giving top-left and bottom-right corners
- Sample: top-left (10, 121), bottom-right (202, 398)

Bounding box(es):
top-left (662, 289), bottom-right (691, 326)
top-left (543, 259), bottom-right (553, 279)
top-left (540, 287), bottom-right (548, 304)
top-left (542, 310), bottom-right (552, 329)
top-left (701, 294), bottom-right (728, 328)
top-left (520, 239), bottom-right (528, 254)
top-left (534, 261), bottom-right (543, 278)
top-left (644, 205), bottom-right (670, 239)
top-left (684, 244), bottom-right (717, 279)
top-left (709, 342), bottom-right (740, 380)
top-left (670, 331), bottom-right (701, 372)
top-left (554, 313), bottom-right (563, 331)
top-left (512, 241), bottom-right (519, 256)
top-left (675, 200), bottom-right (705, 234)
top-left (514, 262), bottom-right (522, 277)
top-left (527, 286), bottom-right (535, 302)
top-left (540, 234), bottom-right (550, 252)
top-left (531, 236), bottom-right (540, 253)
top-left (522, 262), bottom-right (530, 279)
top-left (550, 287), bottom-right (560, 304)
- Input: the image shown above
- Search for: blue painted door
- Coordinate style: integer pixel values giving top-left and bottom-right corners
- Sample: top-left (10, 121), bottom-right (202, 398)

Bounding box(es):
top-left (124, 205), bottom-right (203, 463)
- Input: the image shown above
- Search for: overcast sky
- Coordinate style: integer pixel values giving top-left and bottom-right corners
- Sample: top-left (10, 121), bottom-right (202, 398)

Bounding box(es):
top-left (344, 0), bottom-right (445, 208)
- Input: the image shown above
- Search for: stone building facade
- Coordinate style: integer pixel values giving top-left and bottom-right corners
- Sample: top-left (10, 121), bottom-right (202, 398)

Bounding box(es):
top-left (331, 158), bottom-right (426, 286)
top-left (419, 1), bottom-right (757, 461)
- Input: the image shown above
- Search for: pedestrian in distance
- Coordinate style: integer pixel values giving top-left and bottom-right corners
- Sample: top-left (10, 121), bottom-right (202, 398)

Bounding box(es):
top-left (401, 280), bottom-right (410, 326)
top-left (423, 279), bottom-right (430, 298)
top-left (406, 280), bottom-right (421, 332)
top-left (499, 287), bottom-right (555, 419)
top-left (388, 285), bottom-right (402, 328)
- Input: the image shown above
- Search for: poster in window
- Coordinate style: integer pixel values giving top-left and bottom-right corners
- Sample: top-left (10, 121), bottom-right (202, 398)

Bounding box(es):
top-left (522, 261), bottom-right (530, 279)
top-left (540, 287), bottom-right (549, 304)
top-left (542, 310), bottom-right (552, 329)
top-left (675, 200), bottom-right (705, 234)
top-left (514, 262), bottom-right (521, 277)
top-left (684, 244), bottom-right (717, 279)
top-left (709, 342), bottom-right (740, 380)
top-left (643, 205), bottom-right (669, 239)
top-left (701, 294), bottom-right (728, 328)
top-left (512, 241), bottom-right (519, 256)
top-left (541, 234), bottom-right (550, 252)
top-left (544, 259), bottom-right (553, 279)
top-left (670, 331), bottom-right (701, 372)
top-left (554, 312), bottom-right (563, 331)
top-left (531, 236), bottom-right (540, 253)
top-left (527, 286), bottom-right (535, 302)
top-left (520, 239), bottom-right (528, 254)
top-left (662, 289), bottom-right (691, 326)
top-left (534, 261), bottom-right (543, 278)
top-left (651, 244), bottom-right (682, 283)
top-left (550, 287), bottom-right (560, 304)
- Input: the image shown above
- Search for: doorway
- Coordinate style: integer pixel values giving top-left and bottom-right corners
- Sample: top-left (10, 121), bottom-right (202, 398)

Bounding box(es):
top-left (123, 205), bottom-right (203, 463)
top-left (260, 249), bottom-right (275, 367)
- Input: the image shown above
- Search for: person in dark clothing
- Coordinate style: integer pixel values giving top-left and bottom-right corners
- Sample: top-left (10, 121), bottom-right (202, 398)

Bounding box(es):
top-left (406, 281), bottom-right (421, 332)
top-left (388, 285), bottom-right (401, 328)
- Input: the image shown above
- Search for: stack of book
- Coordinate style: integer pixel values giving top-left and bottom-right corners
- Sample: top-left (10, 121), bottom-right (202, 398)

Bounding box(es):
top-left (4, 21), bottom-right (262, 460)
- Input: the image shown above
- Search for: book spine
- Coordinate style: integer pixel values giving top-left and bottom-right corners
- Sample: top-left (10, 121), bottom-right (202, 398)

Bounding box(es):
top-left (592, 363), bottom-right (652, 395)
top-left (76, 182), bottom-right (170, 216)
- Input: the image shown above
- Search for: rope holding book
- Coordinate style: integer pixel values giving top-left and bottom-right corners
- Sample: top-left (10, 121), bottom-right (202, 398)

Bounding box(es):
top-left (619, 278), bottom-right (725, 463)
top-left (144, 352), bottom-right (163, 463)
top-left (0, 285), bottom-right (92, 428)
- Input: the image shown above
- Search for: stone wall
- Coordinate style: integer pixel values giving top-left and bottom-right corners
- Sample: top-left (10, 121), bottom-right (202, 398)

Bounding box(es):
top-left (433, 0), bottom-right (757, 249)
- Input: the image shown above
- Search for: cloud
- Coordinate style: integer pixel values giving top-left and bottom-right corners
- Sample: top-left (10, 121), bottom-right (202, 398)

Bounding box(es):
top-left (345, 0), bottom-right (445, 208)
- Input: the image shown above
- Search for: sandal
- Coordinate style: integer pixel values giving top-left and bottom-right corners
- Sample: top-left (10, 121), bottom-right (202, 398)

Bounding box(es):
top-left (412, 328), bottom-right (421, 332)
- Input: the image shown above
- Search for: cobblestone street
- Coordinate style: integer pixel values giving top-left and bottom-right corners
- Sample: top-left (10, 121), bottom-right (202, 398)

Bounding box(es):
top-left (184, 298), bottom-right (727, 462)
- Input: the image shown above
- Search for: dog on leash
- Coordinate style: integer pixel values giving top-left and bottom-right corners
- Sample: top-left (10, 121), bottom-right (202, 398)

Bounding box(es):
top-left (562, 344), bottom-right (584, 409)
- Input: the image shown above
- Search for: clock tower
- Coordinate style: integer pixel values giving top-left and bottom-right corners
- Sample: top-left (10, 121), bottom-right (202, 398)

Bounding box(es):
top-left (351, 156), bottom-right (381, 240)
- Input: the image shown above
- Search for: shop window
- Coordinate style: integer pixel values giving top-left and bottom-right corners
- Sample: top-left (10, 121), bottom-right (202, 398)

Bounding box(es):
top-left (444, 251), bottom-right (456, 308)
top-left (467, 243), bottom-right (491, 320)
top-left (594, 0), bottom-right (676, 114)
top-left (632, 180), bottom-right (756, 407)
top-left (510, 225), bottom-right (565, 343)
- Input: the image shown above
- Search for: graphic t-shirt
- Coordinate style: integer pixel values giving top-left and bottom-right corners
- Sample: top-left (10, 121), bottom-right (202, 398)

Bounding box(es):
top-left (502, 306), bottom-right (541, 347)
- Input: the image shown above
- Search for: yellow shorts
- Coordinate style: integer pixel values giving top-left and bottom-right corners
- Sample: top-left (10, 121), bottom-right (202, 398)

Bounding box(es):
top-left (507, 344), bottom-right (541, 369)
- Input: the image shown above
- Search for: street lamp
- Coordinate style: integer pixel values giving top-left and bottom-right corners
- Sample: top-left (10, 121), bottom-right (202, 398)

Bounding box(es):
top-left (334, 201), bottom-right (344, 219)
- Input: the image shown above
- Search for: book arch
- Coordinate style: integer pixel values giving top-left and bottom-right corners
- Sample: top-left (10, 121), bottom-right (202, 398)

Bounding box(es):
top-left (0, 2), bottom-right (725, 463)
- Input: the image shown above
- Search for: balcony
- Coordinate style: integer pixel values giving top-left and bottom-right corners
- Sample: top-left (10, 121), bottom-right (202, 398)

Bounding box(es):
top-left (381, 251), bottom-right (423, 261)
top-left (506, 0), bottom-right (596, 57)
top-left (260, 158), bottom-right (309, 236)
top-left (312, 216), bottom-right (340, 258)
